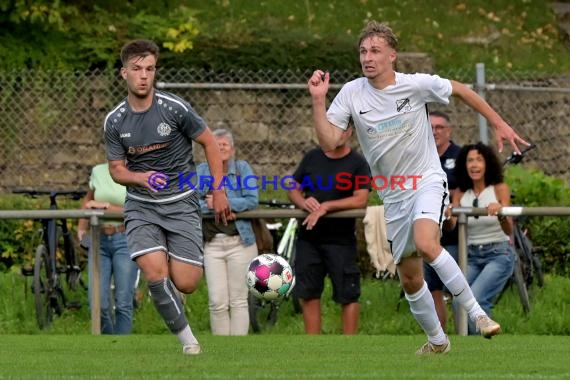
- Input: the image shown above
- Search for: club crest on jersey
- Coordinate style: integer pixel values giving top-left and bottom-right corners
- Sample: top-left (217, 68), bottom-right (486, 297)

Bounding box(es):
top-left (157, 122), bottom-right (172, 137)
top-left (396, 98), bottom-right (411, 112)
top-left (444, 158), bottom-right (456, 170)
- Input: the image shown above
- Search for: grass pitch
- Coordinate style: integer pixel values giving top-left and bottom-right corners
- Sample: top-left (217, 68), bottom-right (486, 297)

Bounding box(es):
top-left (0, 334), bottom-right (568, 380)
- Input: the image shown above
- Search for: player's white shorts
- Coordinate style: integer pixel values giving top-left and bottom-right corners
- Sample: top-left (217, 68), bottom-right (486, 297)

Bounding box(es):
top-left (384, 178), bottom-right (449, 264)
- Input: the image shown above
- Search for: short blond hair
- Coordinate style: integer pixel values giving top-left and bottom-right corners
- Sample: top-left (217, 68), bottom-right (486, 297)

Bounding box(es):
top-left (358, 21), bottom-right (398, 50)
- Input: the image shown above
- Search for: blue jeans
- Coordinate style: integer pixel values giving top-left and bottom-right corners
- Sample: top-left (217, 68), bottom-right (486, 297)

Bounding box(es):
top-left (88, 232), bottom-right (139, 334)
top-left (466, 241), bottom-right (515, 335)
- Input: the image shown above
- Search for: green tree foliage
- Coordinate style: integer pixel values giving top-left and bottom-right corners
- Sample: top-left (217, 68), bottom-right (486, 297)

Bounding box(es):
top-left (0, 0), bottom-right (200, 69)
top-left (2, 0), bottom-right (569, 72)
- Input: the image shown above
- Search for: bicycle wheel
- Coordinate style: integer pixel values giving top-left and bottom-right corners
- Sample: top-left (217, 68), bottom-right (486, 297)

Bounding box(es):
top-left (512, 255), bottom-right (531, 314)
top-left (248, 293), bottom-right (280, 333)
top-left (514, 226), bottom-right (535, 287)
top-left (516, 225), bottom-right (545, 289)
top-left (33, 245), bottom-right (53, 329)
top-left (532, 253), bottom-right (545, 288)
top-left (283, 257), bottom-right (302, 314)
top-left (34, 245), bottom-right (67, 329)
top-left (290, 295), bottom-right (302, 314)
top-left (62, 232), bottom-right (81, 292)
top-left (281, 223), bottom-right (302, 314)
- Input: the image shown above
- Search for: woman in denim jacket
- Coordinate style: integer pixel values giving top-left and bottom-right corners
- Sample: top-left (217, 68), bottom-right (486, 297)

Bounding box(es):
top-left (196, 128), bottom-right (259, 335)
top-left (443, 142), bottom-right (515, 335)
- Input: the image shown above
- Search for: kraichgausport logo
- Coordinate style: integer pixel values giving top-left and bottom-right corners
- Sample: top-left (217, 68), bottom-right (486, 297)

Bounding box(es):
top-left (146, 172), bottom-right (423, 192)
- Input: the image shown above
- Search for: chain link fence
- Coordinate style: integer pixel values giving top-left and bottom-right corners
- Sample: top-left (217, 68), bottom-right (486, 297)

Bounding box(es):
top-left (1, 65), bottom-right (569, 192)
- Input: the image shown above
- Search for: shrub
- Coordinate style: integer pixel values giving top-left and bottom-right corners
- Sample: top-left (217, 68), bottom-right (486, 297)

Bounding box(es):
top-left (0, 195), bottom-right (82, 272)
top-left (505, 166), bottom-right (570, 275)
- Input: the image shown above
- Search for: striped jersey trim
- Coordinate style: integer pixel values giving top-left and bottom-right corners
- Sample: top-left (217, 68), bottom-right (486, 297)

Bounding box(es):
top-left (103, 101), bottom-right (126, 132)
top-left (156, 93), bottom-right (188, 112)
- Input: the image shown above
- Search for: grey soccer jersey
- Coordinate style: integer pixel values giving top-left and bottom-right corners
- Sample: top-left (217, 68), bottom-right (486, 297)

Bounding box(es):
top-left (104, 89), bottom-right (206, 203)
top-left (326, 72), bottom-right (452, 203)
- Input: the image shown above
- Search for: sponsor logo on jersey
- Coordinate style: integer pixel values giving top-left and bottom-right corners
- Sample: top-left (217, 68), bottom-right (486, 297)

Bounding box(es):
top-left (127, 143), bottom-right (169, 155)
top-left (366, 120), bottom-right (411, 138)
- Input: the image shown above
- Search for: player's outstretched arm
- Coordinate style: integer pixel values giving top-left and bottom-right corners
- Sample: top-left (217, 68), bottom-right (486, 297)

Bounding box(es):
top-left (451, 80), bottom-right (530, 154)
top-left (308, 70), bottom-right (345, 152)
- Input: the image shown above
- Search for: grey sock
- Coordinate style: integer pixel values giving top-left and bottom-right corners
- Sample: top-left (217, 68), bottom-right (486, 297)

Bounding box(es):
top-left (148, 278), bottom-right (188, 334)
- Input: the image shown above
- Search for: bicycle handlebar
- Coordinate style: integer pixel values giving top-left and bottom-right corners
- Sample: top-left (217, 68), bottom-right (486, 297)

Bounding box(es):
top-left (13, 188), bottom-right (87, 201)
top-left (503, 143), bottom-right (536, 166)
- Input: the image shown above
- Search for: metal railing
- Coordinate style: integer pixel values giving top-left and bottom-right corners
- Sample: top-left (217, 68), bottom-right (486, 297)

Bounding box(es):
top-left (453, 206), bottom-right (570, 335)
top-left (0, 208), bottom-right (363, 335)
top-left (1, 206), bottom-right (569, 335)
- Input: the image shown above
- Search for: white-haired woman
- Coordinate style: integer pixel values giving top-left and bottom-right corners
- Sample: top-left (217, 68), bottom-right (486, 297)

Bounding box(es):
top-left (196, 128), bottom-right (259, 335)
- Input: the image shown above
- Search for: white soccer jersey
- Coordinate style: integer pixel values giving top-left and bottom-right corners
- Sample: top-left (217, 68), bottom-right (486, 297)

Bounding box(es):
top-left (327, 72), bottom-right (453, 203)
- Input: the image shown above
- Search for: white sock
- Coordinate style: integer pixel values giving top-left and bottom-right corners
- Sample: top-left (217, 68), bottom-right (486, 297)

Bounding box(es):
top-left (430, 249), bottom-right (486, 320)
top-left (405, 282), bottom-right (447, 345)
top-left (177, 325), bottom-right (199, 346)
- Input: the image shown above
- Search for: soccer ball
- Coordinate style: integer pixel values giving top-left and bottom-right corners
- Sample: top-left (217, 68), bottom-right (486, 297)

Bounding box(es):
top-left (246, 254), bottom-right (295, 301)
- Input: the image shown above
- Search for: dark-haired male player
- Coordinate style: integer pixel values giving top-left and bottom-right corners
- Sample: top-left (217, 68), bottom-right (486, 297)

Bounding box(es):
top-left (105, 39), bottom-right (231, 355)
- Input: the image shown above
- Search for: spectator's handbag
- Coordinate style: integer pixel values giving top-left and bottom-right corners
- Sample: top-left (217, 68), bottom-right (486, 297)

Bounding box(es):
top-left (235, 160), bottom-right (274, 253)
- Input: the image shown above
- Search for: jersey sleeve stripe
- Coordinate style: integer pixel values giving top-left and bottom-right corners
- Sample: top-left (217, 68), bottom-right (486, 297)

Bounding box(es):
top-left (103, 101), bottom-right (126, 131)
top-left (156, 93), bottom-right (189, 113)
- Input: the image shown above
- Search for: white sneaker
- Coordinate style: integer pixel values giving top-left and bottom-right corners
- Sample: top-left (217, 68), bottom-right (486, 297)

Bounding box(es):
top-left (183, 344), bottom-right (202, 355)
top-left (475, 315), bottom-right (501, 339)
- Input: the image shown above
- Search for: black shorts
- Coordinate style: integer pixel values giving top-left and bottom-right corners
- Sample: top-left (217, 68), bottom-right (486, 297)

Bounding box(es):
top-left (423, 244), bottom-right (459, 291)
top-left (292, 239), bottom-right (360, 304)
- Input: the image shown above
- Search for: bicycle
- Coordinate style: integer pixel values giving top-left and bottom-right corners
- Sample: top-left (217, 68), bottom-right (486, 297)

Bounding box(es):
top-left (14, 188), bottom-right (87, 329)
top-left (501, 143), bottom-right (544, 313)
top-left (248, 199), bottom-right (301, 333)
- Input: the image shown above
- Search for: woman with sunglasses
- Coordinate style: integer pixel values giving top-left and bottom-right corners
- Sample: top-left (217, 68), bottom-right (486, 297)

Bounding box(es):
top-left (444, 142), bottom-right (515, 335)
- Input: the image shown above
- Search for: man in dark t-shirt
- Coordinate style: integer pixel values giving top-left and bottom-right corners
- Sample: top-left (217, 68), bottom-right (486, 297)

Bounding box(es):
top-left (288, 127), bottom-right (371, 334)
top-left (104, 39), bottom-right (230, 355)
top-left (424, 110), bottom-right (461, 332)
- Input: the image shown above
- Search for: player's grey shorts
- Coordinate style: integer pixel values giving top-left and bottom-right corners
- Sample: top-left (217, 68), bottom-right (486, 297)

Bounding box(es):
top-left (123, 192), bottom-right (204, 267)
